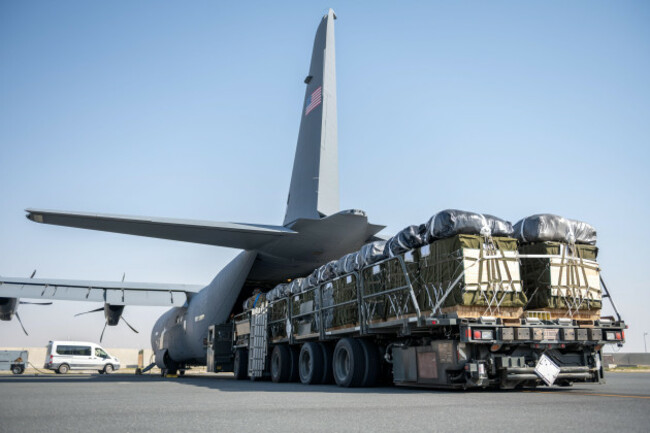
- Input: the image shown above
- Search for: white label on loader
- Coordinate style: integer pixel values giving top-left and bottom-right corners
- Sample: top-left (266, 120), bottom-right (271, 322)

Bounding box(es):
top-left (535, 354), bottom-right (561, 386)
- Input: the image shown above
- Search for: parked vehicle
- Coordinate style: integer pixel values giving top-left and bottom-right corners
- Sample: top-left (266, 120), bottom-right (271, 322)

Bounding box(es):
top-left (0, 350), bottom-right (28, 374)
top-left (44, 341), bottom-right (120, 374)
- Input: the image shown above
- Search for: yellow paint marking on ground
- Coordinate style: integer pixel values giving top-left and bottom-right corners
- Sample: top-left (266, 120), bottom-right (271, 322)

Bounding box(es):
top-left (522, 390), bottom-right (650, 400)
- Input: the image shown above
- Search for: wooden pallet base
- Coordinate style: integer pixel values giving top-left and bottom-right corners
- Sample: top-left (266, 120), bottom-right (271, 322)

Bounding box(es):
top-left (324, 324), bottom-right (359, 332)
top-left (526, 309), bottom-right (601, 321)
top-left (368, 312), bottom-right (419, 325)
top-left (441, 305), bottom-right (524, 319)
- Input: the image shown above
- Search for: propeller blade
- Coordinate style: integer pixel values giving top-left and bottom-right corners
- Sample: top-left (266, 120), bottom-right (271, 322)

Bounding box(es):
top-left (74, 307), bottom-right (104, 317)
top-left (121, 316), bottom-right (139, 334)
top-left (19, 301), bottom-right (53, 306)
top-left (30, 269), bottom-right (37, 279)
top-left (100, 322), bottom-right (108, 343)
top-left (15, 312), bottom-right (29, 336)
top-left (121, 273), bottom-right (126, 283)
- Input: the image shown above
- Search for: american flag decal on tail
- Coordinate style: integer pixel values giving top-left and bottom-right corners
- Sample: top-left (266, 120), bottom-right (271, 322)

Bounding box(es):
top-left (305, 86), bottom-right (322, 116)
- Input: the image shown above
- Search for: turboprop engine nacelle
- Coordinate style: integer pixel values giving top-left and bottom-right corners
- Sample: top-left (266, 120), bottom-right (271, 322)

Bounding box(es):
top-left (0, 297), bottom-right (18, 321)
top-left (75, 303), bottom-right (139, 342)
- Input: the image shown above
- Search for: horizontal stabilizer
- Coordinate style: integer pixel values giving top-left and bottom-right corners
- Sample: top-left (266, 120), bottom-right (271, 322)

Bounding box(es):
top-left (26, 209), bottom-right (297, 249)
top-left (0, 276), bottom-right (204, 306)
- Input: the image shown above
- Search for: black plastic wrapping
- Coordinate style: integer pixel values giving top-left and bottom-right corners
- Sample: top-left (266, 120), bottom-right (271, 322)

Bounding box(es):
top-left (425, 209), bottom-right (514, 241)
top-left (306, 269), bottom-right (320, 287)
top-left (355, 240), bottom-right (388, 268)
top-left (386, 224), bottom-right (427, 257)
top-left (514, 214), bottom-right (597, 245)
top-left (317, 261), bottom-right (338, 283)
top-left (340, 252), bottom-right (360, 274)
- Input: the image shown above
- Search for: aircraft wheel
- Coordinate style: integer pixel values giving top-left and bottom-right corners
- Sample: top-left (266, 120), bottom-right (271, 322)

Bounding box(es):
top-left (270, 345), bottom-right (291, 383)
top-left (357, 339), bottom-right (380, 387)
top-left (318, 342), bottom-right (334, 384)
top-left (233, 348), bottom-right (248, 380)
top-left (332, 338), bottom-right (365, 387)
top-left (57, 364), bottom-right (70, 374)
top-left (299, 342), bottom-right (324, 384)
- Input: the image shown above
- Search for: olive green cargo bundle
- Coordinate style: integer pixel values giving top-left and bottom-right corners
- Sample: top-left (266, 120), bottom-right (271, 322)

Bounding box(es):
top-left (322, 274), bottom-right (359, 330)
top-left (290, 286), bottom-right (320, 337)
top-left (418, 234), bottom-right (526, 312)
top-left (518, 242), bottom-right (601, 311)
top-left (268, 298), bottom-right (289, 341)
top-left (361, 250), bottom-right (420, 322)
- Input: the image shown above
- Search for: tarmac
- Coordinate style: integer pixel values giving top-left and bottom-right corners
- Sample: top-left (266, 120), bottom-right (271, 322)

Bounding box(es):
top-left (0, 371), bottom-right (648, 433)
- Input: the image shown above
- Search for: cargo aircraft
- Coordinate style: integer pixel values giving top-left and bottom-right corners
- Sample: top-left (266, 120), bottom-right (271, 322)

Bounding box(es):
top-left (0, 10), bottom-right (385, 371)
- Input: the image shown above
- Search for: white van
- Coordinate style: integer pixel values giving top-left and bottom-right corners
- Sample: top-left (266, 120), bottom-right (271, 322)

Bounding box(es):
top-left (44, 341), bottom-right (120, 374)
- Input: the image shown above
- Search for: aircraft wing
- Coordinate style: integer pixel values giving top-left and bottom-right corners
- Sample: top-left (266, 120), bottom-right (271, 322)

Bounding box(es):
top-left (26, 209), bottom-right (297, 249)
top-left (0, 276), bottom-right (204, 306)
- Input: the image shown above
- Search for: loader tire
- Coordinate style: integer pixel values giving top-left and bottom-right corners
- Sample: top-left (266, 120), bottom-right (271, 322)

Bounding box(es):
top-left (358, 338), bottom-right (380, 387)
top-left (319, 342), bottom-right (334, 384)
top-left (271, 345), bottom-right (292, 383)
top-left (333, 338), bottom-right (365, 387)
top-left (289, 345), bottom-right (300, 382)
top-left (299, 342), bottom-right (324, 385)
top-left (233, 348), bottom-right (248, 380)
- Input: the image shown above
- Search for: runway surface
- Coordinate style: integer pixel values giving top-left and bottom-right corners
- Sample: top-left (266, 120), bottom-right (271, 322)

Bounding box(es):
top-left (1, 372), bottom-right (648, 433)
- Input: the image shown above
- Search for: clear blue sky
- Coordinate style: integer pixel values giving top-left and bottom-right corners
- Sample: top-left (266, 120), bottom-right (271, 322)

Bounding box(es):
top-left (1, 1), bottom-right (649, 352)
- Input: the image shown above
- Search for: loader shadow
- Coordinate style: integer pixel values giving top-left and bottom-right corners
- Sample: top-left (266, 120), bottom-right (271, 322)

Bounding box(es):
top-left (0, 372), bottom-right (518, 395)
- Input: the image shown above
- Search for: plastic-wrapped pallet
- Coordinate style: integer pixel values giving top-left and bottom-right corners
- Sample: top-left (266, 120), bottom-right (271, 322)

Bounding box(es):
top-left (290, 279), bottom-right (320, 338)
top-left (361, 249), bottom-right (420, 322)
top-left (417, 234), bottom-right (526, 318)
top-left (515, 214), bottom-right (601, 313)
top-left (268, 285), bottom-right (289, 342)
top-left (425, 209), bottom-right (514, 242)
top-left (324, 273), bottom-right (359, 330)
top-left (519, 242), bottom-right (601, 312)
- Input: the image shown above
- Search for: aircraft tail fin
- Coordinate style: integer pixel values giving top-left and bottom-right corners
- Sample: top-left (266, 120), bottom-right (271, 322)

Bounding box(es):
top-left (283, 9), bottom-right (339, 226)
